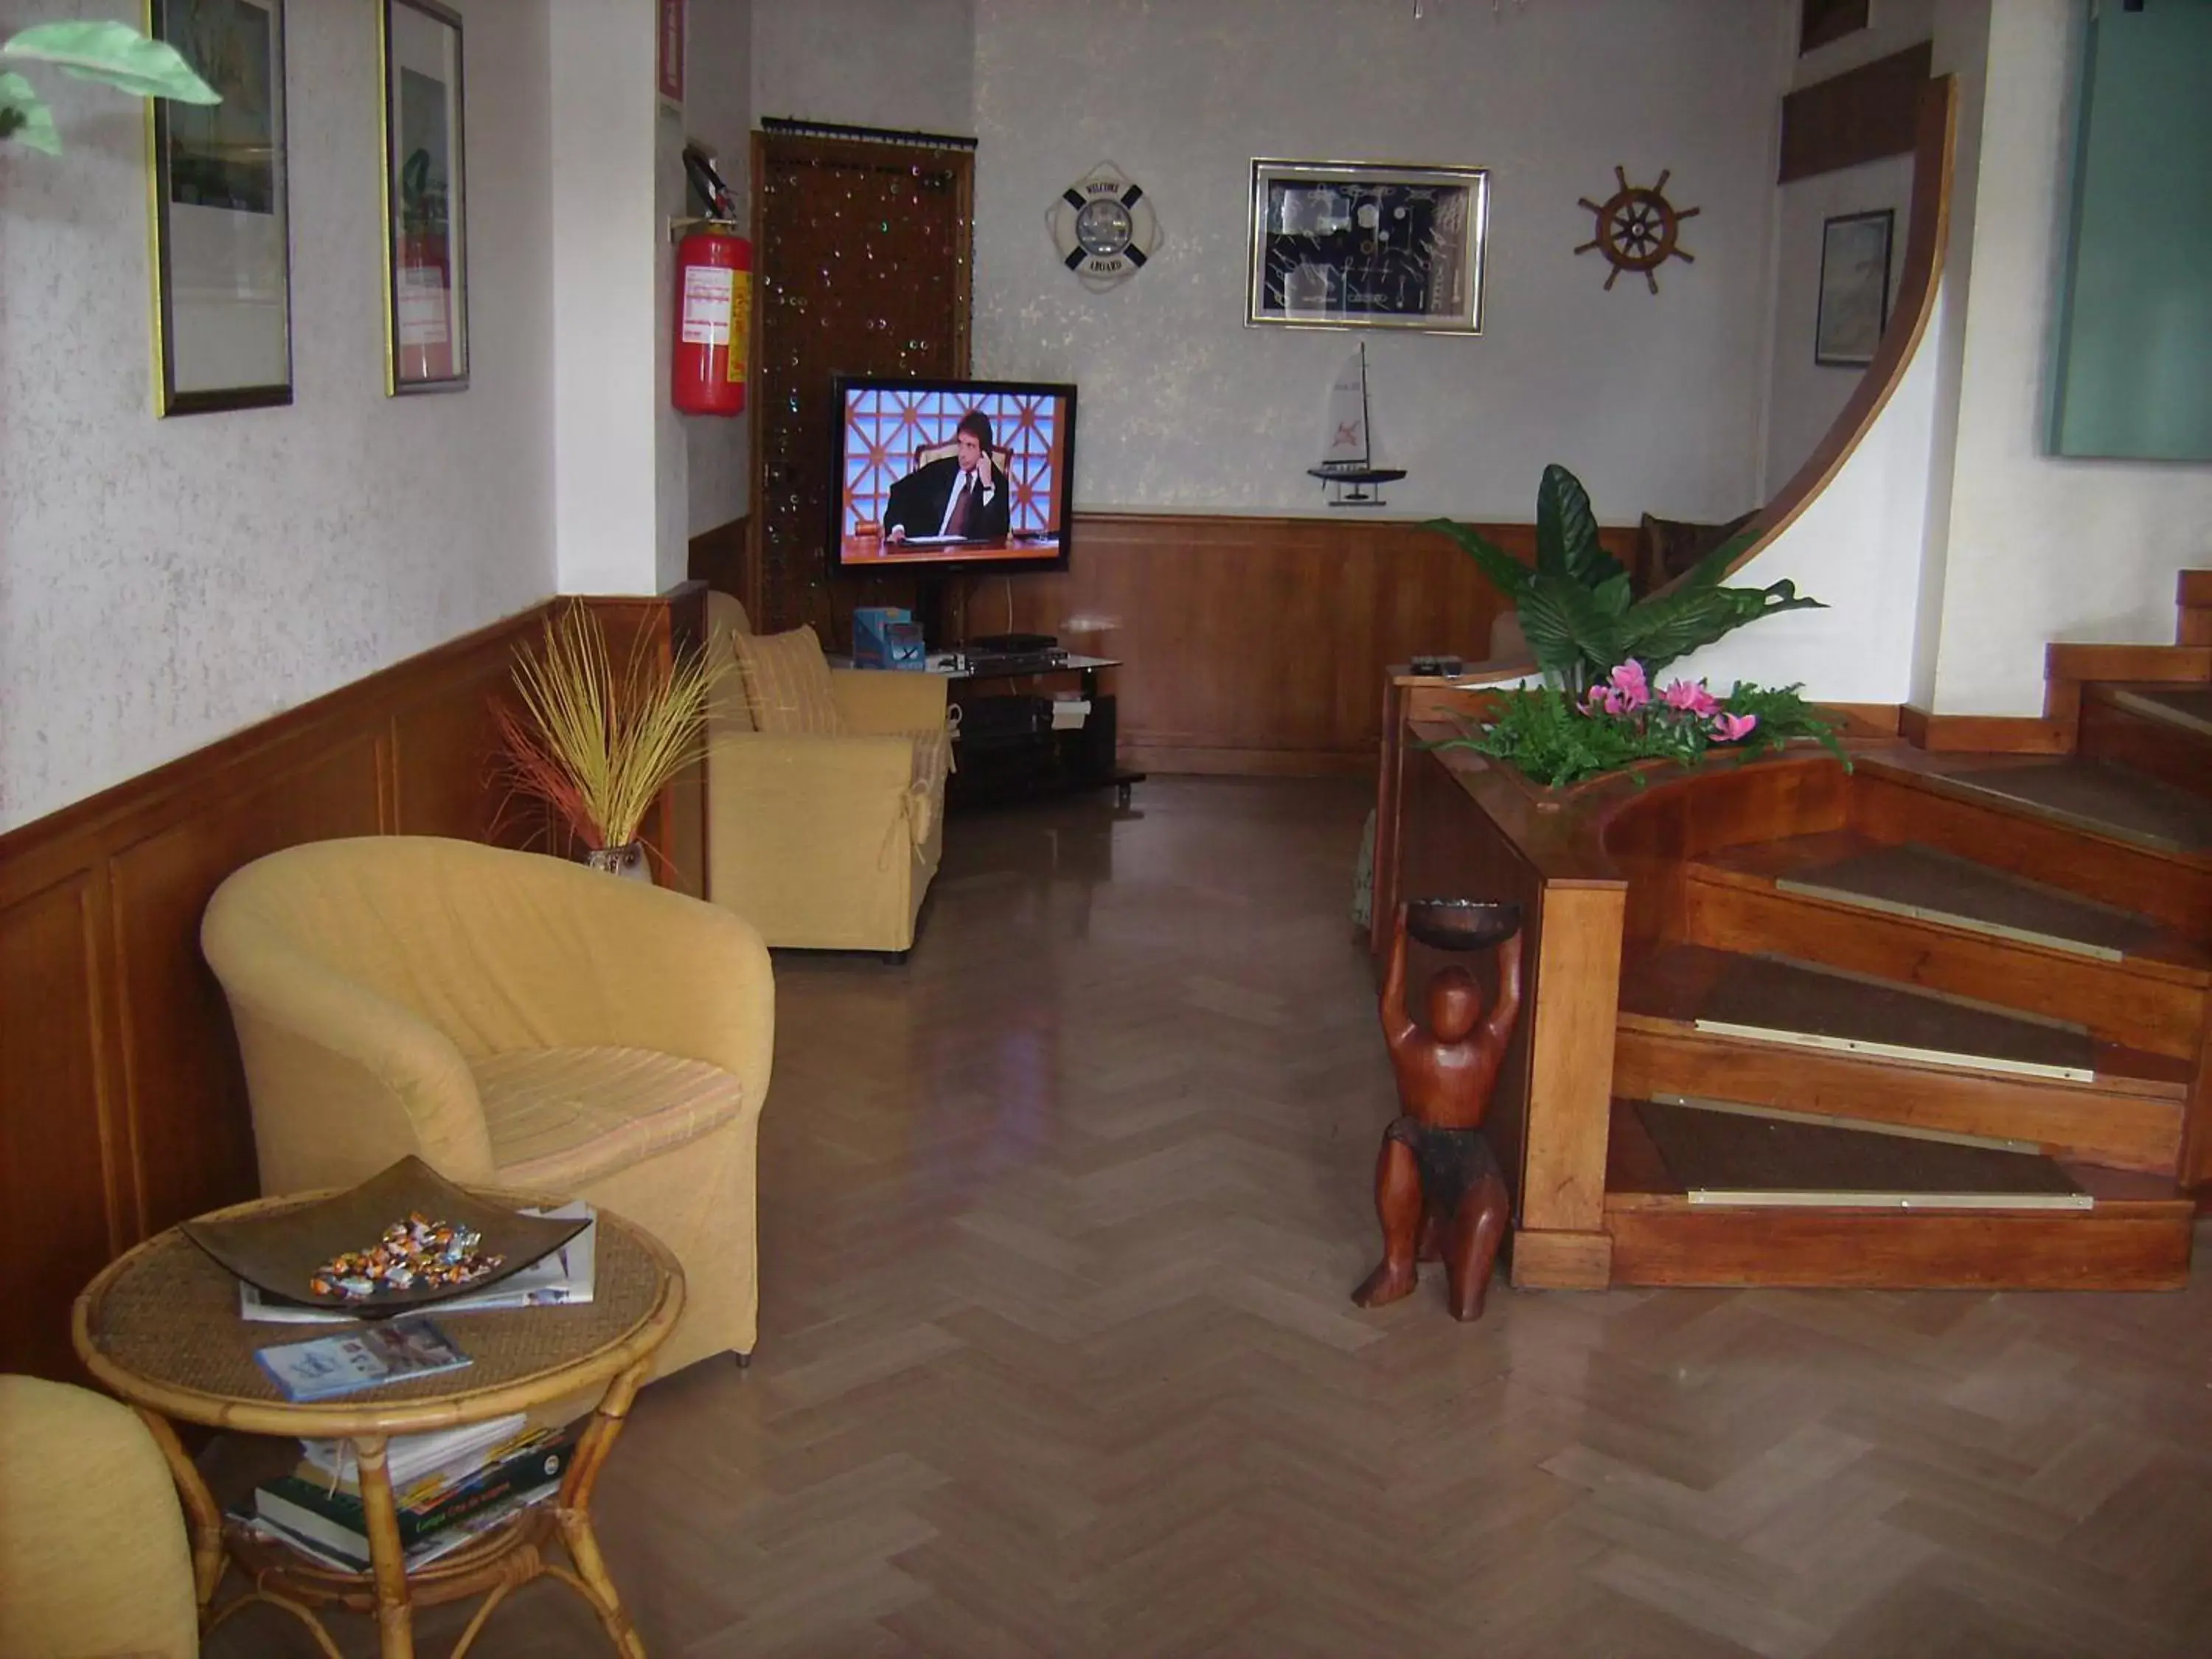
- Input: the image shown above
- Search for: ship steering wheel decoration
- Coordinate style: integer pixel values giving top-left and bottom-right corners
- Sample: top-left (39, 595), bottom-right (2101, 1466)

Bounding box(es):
top-left (1049, 163), bottom-right (1161, 291)
top-left (1576, 166), bottom-right (1700, 293)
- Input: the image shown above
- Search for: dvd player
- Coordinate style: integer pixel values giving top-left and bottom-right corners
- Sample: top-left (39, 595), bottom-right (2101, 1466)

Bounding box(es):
top-left (965, 648), bottom-right (1068, 675)
top-left (967, 632), bottom-right (1059, 655)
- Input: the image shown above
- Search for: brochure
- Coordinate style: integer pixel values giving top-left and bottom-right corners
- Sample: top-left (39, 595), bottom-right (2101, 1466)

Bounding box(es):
top-left (255, 1316), bottom-right (470, 1402)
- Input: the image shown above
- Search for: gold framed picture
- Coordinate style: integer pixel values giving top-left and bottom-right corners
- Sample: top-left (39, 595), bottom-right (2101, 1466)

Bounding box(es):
top-left (380, 0), bottom-right (468, 394)
top-left (1246, 159), bottom-right (1489, 335)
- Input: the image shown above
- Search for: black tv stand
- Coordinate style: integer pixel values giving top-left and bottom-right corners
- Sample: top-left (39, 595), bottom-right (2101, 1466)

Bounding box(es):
top-left (933, 652), bottom-right (1144, 811)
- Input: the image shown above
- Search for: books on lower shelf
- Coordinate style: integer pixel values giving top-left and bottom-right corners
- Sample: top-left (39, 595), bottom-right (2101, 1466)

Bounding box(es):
top-left (250, 1422), bottom-right (582, 1571)
top-left (299, 1411), bottom-right (532, 1498)
top-left (238, 1202), bottom-right (597, 1324)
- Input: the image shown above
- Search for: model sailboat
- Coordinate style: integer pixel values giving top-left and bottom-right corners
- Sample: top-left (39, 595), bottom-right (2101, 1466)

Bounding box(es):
top-left (1307, 343), bottom-right (1408, 507)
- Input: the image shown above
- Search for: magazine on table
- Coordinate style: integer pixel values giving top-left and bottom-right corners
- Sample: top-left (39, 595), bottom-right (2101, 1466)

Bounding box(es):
top-left (254, 1316), bottom-right (470, 1402)
top-left (238, 1202), bottom-right (597, 1324)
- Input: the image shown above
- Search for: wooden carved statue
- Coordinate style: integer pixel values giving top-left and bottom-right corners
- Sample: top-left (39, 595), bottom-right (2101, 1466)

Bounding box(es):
top-left (1352, 899), bottom-right (1524, 1322)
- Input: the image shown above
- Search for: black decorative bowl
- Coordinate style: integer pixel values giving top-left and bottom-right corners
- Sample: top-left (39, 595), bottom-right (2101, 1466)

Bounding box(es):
top-left (1405, 898), bottom-right (1523, 953)
top-left (181, 1155), bottom-right (588, 1319)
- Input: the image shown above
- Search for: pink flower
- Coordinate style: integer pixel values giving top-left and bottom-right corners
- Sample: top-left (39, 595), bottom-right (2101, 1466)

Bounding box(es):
top-left (1604, 660), bottom-right (1650, 712)
top-left (1709, 712), bottom-right (1759, 742)
top-left (1661, 679), bottom-right (1718, 717)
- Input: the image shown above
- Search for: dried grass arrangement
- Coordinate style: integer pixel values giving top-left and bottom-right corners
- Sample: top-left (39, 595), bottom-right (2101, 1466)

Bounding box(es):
top-left (493, 602), bottom-right (721, 861)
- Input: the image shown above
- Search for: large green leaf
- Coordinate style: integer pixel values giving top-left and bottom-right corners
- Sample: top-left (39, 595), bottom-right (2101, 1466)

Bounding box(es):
top-left (1621, 579), bottom-right (1826, 675)
top-left (0, 72), bottom-right (58, 153)
top-left (1, 21), bottom-right (220, 102)
top-left (1518, 568), bottom-right (1627, 689)
top-left (1422, 517), bottom-right (1532, 603)
top-left (1534, 463), bottom-right (1623, 588)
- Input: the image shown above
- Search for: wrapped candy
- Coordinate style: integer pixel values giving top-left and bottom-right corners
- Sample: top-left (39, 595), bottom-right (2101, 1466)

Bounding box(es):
top-left (310, 1211), bottom-right (504, 1301)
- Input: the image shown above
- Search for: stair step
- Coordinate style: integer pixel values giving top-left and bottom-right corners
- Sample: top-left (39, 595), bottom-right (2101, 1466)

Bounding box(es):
top-left (1615, 944), bottom-right (2188, 1170)
top-left (1630, 945), bottom-right (2104, 1079)
top-left (1604, 1100), bottom-right (2195, 1290)
top-left (1851, 753), bottom-right (2212, 936)
top-left (1683, 832), bottom-right (2208, 1057)
top-left (1632, 1096), bottom-right (2088, 1210)
top-left (2081, 684), bottom-right (2212, 808)
top-left (1860, 754), bottom-right (2212, 857)
top-left (2104, 684), bottom-right (2212, 740)
top-left (1708, 833), bottom-right (2171, 961)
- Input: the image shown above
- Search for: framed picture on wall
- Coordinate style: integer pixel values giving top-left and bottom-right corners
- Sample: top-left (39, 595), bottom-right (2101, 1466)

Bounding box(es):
top-left (1246, 159), bottom-right (1489, 334)
top-left (147, 0), bottom-right (293, 416)
top-left (380, 0), bottom-right (469, 394)
top-left (1815, 209), bottom-right (1893, 368)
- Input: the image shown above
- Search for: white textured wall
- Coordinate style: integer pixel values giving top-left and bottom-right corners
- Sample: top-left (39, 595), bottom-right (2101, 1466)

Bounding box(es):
top-left (1681, 279), bottom-right (1948, 704)
top-left (551, 0), bottom-right (661, 595)
top-left (1760, 153), bottom-right (1915, 497)
top-left (970, 0), bottom-right (1789, 523)
top-left (751, 0), bottom-right (973, 134)
top-left (1929, 0), bottom-right (2212, 714)
top-left (684, 0), bottom-right (754, 536)
top-left (0, 0), bottom-right (554, 835)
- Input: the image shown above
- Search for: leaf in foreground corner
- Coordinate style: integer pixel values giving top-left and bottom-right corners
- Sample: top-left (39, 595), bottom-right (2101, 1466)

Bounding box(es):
top-left (0, 73), bottom-right (59, 153)
top-left (1, 21), bottom-right (221, 103)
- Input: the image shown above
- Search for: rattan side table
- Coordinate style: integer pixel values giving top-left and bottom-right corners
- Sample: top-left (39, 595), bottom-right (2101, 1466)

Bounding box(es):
top-left (72, 1188), bottom-right (684, 1659)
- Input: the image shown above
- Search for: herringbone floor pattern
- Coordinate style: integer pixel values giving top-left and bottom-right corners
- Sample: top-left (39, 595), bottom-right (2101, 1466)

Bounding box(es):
top-left (208, 778), bottom-right (2212, 1658)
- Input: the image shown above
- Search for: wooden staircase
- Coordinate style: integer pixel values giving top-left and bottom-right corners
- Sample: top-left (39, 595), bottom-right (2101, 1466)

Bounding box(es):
top-left (1596, 575), bottom-right (2212, 1290)
top-left (1379, 568), bottom-right (2212, 1295)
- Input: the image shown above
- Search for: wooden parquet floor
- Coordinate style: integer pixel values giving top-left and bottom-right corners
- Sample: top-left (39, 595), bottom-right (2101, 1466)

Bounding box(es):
top-left (206, 778), bottom-right (2212, 1659)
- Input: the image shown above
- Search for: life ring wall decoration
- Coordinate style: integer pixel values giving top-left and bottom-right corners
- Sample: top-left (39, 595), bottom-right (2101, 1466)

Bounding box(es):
top-left (1048, 163), bottom-right (1161, 291)
top-left (1576, 166), bottom-right (1700, 293)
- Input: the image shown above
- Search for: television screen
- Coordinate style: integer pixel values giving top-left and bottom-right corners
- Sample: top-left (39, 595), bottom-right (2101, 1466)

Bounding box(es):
top-left (830, 376), bottom-right (1077, 577)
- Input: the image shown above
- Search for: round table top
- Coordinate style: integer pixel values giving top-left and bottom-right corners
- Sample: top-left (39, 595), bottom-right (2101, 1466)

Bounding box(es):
top-left (73, 1188), bottom-right (684, 1439)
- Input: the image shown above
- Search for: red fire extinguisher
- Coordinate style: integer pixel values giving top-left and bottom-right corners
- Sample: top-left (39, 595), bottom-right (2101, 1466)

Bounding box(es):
top-left (672, 227), bottom-right (750, 416)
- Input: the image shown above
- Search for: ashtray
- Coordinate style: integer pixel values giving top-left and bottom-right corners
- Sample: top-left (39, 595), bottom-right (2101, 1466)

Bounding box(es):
top-left (1405, 898), bottom-right (1523, 953)
top-left (181, 1155), bottom-right (589, 1319)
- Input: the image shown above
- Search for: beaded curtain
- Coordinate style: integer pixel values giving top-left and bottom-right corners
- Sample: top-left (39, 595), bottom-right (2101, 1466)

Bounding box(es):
top-left (757, 137), bottom-right (973, 639)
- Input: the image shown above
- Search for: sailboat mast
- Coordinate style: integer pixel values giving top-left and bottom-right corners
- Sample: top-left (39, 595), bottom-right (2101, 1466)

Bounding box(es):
top-left (1357, 343), bottom-right (1372, 467)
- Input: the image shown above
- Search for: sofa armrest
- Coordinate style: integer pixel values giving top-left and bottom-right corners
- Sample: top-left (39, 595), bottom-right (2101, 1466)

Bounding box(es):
top-left (830, 668), bottom-right (949, 736)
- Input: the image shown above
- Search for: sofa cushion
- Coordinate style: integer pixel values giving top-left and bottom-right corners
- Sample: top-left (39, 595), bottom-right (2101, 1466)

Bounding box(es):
top-left (734, 625), bottom-right (844, 735)
top-left (474, 1046), bottom-right (746, 1190)
top-left (1636, 509), bottom-right (1758, 595)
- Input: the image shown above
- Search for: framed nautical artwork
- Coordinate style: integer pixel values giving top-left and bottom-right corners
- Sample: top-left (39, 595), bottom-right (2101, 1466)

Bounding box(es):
top-left (1815, 208), bottom-right (1893, 368)
top-left (1246, 159), bottom-right (1489, 335)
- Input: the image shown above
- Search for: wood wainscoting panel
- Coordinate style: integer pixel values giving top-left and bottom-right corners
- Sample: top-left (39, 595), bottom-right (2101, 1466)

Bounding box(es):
top-left (0, 874), bottom-right (122, 1381)
top-left (108, 733), bottom-right (387, 1239)
top-left (0, 594), bottom-right (699, 1377)
top-left (969, 512), bottom-right (1638, 776)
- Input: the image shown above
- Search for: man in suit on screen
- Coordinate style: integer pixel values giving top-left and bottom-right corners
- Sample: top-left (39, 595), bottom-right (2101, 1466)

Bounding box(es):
top-left (884, 409), bottom-right (1012, 544)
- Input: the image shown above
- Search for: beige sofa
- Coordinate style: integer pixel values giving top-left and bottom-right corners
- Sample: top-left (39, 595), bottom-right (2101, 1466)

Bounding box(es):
top-left (201, 835), bottom-right (774, 1374)
top-left (705, 591), bottom-right (950, 953)
top-left (0, 1374), bottom-right (200, 1658)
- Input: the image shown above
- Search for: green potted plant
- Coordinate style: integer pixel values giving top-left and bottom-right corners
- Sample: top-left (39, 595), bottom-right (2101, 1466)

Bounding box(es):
top-left (1423, 465), bottom-right (1848, 790)
top-left (0, 20), bottom-right (218, 153)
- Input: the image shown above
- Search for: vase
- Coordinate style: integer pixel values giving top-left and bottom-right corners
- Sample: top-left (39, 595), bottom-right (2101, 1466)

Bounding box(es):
top-left (585, 842), bottom-right (652, 883)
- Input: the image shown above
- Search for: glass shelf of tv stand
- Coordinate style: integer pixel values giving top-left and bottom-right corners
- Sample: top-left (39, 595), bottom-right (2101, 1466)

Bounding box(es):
top-left (928, 652), bottom-right (1119, 687)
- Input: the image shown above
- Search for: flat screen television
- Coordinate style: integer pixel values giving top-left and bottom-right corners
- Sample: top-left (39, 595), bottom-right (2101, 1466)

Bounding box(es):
top-left (829, 376), bottom-right (1077, 579)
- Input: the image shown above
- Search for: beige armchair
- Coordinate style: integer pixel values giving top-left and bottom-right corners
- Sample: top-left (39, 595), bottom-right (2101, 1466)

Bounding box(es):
top-left (705, 592), bottom-right (950, 954)
top-left (0, 1374), bottom-right (200, 1658)
top-left (201, 836), bottom-right (774, 1374)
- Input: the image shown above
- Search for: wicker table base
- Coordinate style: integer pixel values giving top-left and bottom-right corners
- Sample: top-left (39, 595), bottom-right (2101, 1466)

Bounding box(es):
top-left (74, 1189), bottom-right (684, 1659)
